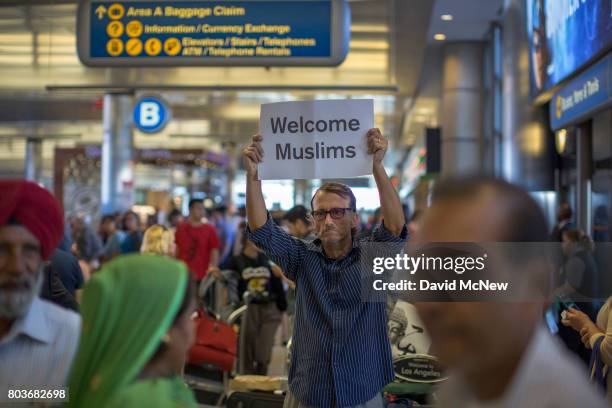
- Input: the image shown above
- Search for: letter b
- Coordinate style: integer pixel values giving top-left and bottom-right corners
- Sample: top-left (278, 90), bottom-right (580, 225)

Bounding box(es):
top-left (140, 102), bottom-right (160, 127)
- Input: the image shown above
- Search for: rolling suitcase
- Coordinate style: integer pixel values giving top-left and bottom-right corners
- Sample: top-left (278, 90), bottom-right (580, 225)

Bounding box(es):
top-left (226, 391), bottom-right (285, 408)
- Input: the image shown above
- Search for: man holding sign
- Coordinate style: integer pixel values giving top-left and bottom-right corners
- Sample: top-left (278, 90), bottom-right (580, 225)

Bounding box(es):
top-left (243, 100), bottom-right (406, 408)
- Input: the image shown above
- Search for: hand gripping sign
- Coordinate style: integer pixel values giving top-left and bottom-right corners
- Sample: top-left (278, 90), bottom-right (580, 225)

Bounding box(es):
top-left (258, 99), bottom-right (374, 180)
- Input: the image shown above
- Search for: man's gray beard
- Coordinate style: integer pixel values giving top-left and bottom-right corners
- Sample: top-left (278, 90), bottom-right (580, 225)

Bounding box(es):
top-left (0, 268), bottom-right (43, 320)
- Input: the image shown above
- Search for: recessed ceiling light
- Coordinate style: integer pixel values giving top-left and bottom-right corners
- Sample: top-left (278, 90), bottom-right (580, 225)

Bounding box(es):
top-left (441, 14), bottom-right (453, 21)
top-left (434, 33), bottom-right (446, 41)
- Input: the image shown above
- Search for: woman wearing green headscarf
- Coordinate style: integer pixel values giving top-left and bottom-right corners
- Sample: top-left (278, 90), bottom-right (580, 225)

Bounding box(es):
top-left (67, 253), bottom-right (197, 407)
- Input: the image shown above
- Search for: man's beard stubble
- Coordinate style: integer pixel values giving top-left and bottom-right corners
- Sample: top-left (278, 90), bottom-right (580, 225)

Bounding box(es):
top-left (0, 267), bottom-right (43, 319)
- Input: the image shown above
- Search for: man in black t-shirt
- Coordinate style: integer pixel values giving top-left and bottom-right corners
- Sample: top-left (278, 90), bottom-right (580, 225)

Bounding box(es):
top-left (225, 237), bottom-right (287, 375)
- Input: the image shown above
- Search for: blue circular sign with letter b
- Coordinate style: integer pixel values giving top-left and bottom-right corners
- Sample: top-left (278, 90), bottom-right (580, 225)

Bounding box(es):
top-left (134, 97), bottom-right (170, 133)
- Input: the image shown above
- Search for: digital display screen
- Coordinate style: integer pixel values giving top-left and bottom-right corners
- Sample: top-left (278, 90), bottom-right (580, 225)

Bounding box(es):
top-left (526, 0), bottom-right (612, 96)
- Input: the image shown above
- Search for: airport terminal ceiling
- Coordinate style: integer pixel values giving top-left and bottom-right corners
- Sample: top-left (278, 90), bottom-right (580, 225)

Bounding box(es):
top-left (0, 0), bottom-right (500, 181)
top-left (0, 0), bottom-right (432, 175)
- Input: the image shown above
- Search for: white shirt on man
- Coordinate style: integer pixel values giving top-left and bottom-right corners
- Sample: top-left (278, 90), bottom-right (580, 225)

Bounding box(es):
top-left (435, 326), bottom-right (607, 408)
top-left (0, 297), bottom-right (81, 395)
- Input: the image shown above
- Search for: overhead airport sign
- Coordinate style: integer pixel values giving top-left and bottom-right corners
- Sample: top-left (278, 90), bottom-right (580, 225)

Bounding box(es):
top-left (77, 0), bottom-right (350, 66)
top-left (133, 96), bottom-right (170, 133)
top-left (550, 54), bottom-right (612, 131)
top-left (258, 99), bottom-right (373, 180)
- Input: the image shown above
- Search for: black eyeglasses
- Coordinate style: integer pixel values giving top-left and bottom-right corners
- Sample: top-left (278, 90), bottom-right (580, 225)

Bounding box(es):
top-left (311, 208), bottom-right (353, 221)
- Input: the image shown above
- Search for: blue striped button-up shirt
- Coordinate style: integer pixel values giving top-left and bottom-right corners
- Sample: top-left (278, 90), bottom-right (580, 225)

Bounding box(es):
top-left (248, 217), bottom-right (407, 407)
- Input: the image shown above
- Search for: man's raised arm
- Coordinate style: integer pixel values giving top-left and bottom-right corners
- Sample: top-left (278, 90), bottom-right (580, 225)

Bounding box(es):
top-left (243, 134), bottom-right (268, 231)
top-left (367, 128), bottom-right (405, 236)
top-left (242, 134), bottom-right (303, 281)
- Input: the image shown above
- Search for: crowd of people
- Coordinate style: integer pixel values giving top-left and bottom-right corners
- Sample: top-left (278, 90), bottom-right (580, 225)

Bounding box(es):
top-left (0, 128), bottom-right (610, 407)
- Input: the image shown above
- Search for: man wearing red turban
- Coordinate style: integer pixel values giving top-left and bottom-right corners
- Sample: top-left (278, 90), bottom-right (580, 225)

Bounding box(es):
top-left (0, 180), bottom-right (81, 402)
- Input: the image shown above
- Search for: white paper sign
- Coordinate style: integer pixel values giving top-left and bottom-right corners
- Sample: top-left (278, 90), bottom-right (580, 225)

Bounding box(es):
top-left (258, 99), bottom-right (374, 180)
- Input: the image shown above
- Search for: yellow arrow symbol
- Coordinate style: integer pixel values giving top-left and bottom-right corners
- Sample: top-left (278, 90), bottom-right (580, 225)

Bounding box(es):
top-left (96, 5), bottom-right (107, 19)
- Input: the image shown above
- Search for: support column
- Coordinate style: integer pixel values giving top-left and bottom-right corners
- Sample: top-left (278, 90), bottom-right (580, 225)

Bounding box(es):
top-left (101, 93), bottom-right (135, 215)
top-left (441, 42), bottom-right (484, 177)
top-left (24, 138), bottom-right (42, 182)
top-left (576, 123), bottom-right (593, 235)
top-left (293, 180), bottom-right (312, 207)
top-left (223, 141), bottom-right (238, 210)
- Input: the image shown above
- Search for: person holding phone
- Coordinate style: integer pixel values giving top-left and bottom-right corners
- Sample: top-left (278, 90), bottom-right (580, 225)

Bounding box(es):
top-left (555, 229), bottom-right (599, 366)
top-left (562, 297), bottom-right (612, 402)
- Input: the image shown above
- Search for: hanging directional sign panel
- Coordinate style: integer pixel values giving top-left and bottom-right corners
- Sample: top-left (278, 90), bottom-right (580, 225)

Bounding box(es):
top-left (77, 0), bottom-right (350, 66)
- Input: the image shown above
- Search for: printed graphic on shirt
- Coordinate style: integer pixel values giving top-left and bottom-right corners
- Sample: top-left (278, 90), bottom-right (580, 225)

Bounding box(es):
top-left (242, 266), bottom-right (271, 302)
